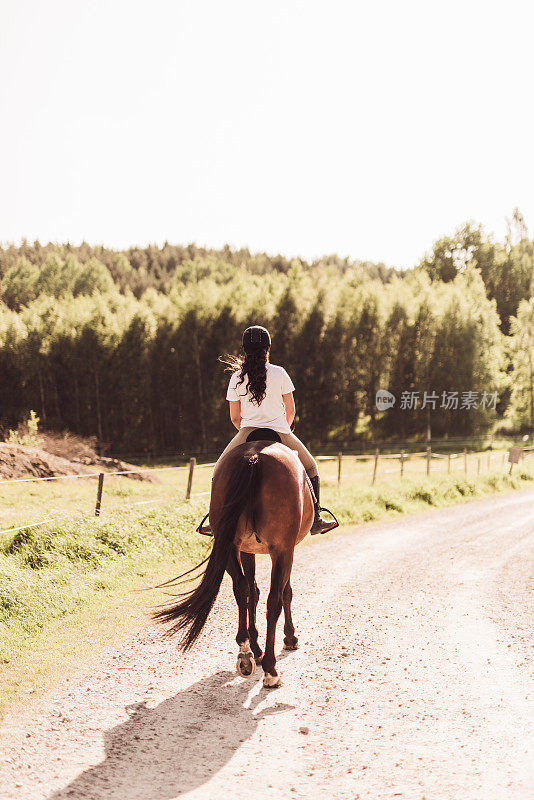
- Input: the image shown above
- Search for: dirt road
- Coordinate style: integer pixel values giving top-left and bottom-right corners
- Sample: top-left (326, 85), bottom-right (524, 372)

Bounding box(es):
top-left (1, 489), bottom-right (533, 800)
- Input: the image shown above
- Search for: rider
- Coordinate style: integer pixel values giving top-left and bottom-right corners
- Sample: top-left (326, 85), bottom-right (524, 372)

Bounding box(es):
top-left (199, 324), bottom-right (337, 535)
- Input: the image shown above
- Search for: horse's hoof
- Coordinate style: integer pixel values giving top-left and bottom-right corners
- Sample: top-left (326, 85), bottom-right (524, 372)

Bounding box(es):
top-left (263, 673), bottom-right (281, 688)
top-left (254, 654), bottom-right (263, 665)
top-left (236, 642), bottom-right (256, 677)
top-left (236, 652), bottom-right (256, 677)
top-left (283, 638), bottom-right (299, 651)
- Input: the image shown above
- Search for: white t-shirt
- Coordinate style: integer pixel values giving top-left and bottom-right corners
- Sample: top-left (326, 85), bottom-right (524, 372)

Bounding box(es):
top-left (226, 362), bottom-right (295, 434)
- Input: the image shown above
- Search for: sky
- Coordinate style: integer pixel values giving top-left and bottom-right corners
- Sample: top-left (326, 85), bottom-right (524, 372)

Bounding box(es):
top-left (1, 0), bottom-right (533, 269)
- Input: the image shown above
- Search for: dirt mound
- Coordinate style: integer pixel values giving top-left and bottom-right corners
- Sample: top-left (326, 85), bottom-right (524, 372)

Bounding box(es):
top-left (0, 443), bottom-right (155, 483)
top-left (0, 443), bottom-right (92, 481)
top-left (36, 431), bottom-right (99, 462)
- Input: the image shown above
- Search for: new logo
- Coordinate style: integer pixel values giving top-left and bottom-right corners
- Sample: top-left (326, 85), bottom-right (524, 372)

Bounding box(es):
top-left (376, 389), bottom-right (396, 411)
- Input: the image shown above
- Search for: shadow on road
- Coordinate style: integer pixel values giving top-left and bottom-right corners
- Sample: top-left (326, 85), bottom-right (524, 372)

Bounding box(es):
top-left (48, 669), bottom-right (295, 800)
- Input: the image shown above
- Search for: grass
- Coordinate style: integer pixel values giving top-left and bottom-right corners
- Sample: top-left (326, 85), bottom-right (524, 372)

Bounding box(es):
top-left (0, 457), bottom-right (533, 720)
top-left (0, 468), bottom-right (192, 532)
top-left (321, 464), bottom-right (534, 526)
top-left (0, 496), bottom-right (210, 718)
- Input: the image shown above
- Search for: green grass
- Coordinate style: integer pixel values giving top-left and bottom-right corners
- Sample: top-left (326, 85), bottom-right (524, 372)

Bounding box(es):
top-left (320, 465), bottom-right (534, 525)
top-left (0, 460), bottom-right (533, 720)
top-left (0, 496), bottom-right (210, 717)
top-left (0, 468), bottom-right (191, 533)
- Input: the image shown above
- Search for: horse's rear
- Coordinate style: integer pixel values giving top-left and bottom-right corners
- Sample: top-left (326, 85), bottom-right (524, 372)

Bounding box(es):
top-left (154, 440), bottom-right (313, 687)
top-left (210, 441), bottom-right (314, 555)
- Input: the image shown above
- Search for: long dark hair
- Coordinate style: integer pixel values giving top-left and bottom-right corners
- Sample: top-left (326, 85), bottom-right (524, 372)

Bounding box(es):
top-left (219, 346), bottom-right (269, 405)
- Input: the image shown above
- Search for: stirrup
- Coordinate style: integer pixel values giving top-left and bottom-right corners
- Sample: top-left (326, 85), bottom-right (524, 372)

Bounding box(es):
top-left (196, 512), bottom-right (212, 536)
top-left (311, 506), bottom-right (339, 535)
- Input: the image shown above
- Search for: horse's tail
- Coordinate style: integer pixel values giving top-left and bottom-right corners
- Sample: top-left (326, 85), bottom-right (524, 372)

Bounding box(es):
top-left (152, 451), bottom-right (263, 651)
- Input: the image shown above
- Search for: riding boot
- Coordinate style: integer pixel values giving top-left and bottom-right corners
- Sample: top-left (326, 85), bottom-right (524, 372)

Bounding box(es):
top-left (309, 475), bottom-right (337, 534)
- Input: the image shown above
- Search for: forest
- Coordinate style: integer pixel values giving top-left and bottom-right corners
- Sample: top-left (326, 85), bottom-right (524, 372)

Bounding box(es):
top-left (0, 213), bottom-right (533, 456)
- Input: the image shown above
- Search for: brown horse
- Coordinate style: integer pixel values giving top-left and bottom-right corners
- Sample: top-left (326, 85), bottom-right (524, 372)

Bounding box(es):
top-left (153, 435), bottom-right (314, 687)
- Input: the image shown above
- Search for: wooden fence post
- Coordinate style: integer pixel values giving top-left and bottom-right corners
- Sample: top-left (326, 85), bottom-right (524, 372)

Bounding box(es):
top-left (337, 452), bottom-right (342, 485)
top-left (447, 453), bottom-right (451, 474)
top-left (186, 457), bottom-right (196, 500)
top-left (400, 449), bottom-right (405, 480)
top-left (477, 457), bottom-right (480, 475)
top-left (426, 446), bottom-right (431, 476)
top-left (372, 448), bottom-right (379, 485)
top-left (464, 448), bottom-right (467, 473)
top-left (94, 473), bottom-right (104, 517)
top-left (508, 446), bottom-right (522, 475)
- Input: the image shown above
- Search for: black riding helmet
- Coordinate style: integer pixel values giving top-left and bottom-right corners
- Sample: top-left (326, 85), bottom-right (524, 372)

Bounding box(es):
top-left (242, 325), bottom-right (271, 353)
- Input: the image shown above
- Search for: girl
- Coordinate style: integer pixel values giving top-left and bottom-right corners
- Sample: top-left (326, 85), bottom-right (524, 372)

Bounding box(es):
top-left (199, 324), bottom-right (337, 535)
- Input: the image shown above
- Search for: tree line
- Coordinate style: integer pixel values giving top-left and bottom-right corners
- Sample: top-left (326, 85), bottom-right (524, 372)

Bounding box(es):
top-left (0, 215), bottom-right (533, 455)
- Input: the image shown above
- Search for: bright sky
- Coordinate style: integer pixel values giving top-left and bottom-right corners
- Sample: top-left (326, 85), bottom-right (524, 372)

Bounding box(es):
top-left (1, 0), bottom-right (533, 268)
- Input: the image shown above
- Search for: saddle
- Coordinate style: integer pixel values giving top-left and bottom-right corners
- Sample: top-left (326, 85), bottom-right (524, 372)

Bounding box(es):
top-left (244, 428), bottom-right (282, 444)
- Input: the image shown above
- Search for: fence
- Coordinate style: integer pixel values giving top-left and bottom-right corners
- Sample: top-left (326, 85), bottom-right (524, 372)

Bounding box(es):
top-left (106, 433), bottom-right (533, 463)
top-left (319, 444), bottom-right (534, 486)
top-left (1, 445), bottom-right (533, 538)
top-left (0, 461), bottom-right (215, 537)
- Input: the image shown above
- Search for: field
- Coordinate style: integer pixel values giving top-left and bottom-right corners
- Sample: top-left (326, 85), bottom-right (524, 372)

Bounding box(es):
top-left (1, 448), bottom-right (533, 719)
top-left (0, 446), bottom-right (524, 535)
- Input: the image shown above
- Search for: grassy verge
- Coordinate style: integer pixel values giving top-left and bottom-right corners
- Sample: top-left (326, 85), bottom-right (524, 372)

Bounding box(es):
top-left (1, 463), bottom-right (533, 720)
top-left (322, 462), bottom-right (534, 524)
top-left (0, 496), bottom-right (210, 719)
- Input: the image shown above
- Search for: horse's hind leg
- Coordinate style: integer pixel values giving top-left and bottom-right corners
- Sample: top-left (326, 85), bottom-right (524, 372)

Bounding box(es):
top-left (241, 552), bottom-right (262, 665)
top-left (282, 579), bottom-right (299, 651)
top-left (227, 551), bottom-right (256, 678)
top-left (263, 550), bottom-right (293, 688)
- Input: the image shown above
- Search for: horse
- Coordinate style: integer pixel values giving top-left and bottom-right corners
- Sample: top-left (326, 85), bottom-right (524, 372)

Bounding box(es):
top-left (153, 429), bottom-right (315, 688)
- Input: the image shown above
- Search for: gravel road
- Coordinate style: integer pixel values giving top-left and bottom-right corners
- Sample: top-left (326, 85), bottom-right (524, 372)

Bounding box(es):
top-left (1, 489), bottom-right (533, 800)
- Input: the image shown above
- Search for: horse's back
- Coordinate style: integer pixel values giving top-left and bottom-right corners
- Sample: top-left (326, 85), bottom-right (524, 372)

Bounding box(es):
top-left (210, 441), bottom-right (313, 555)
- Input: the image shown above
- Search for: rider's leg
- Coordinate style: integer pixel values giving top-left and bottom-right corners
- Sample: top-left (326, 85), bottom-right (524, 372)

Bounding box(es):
top-left (278, 432), bottom-right (337, 534)
top-left (278, 431), bottom-right (318, 474)
top-left (213, 428), bottom-right (253, 477)
top-left (198, 427), bottom-right (256, 534)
